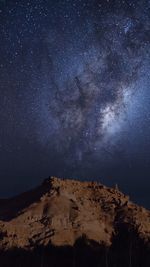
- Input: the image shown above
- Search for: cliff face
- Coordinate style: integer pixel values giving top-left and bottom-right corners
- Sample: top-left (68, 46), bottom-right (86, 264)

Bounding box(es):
top-left (0, 177), bottom-right (150, 267)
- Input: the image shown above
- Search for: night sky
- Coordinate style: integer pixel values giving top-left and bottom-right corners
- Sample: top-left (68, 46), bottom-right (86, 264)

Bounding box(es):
top-left (0, 0), bottom-right (150, 207)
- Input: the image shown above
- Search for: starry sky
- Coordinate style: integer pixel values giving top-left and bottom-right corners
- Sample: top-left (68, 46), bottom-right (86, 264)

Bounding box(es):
top-left (0, 0), bottom-right (150, 207)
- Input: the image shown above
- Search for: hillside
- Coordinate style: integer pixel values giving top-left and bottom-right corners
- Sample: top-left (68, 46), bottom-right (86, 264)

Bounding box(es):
top-left (0, 176), bottom-right (150, 267)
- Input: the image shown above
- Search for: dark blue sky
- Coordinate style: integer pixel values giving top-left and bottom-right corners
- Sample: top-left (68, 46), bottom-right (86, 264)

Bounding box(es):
top-left (0, 0), bottom-right (150, 208)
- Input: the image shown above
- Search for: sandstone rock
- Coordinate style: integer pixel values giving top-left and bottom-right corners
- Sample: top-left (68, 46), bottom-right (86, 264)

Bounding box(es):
top-left (0, 176), bottom-right (150, 251)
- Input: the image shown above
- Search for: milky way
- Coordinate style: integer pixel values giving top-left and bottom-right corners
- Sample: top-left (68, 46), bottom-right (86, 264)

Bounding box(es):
top-left (0, 0), bottom-right (150, 205)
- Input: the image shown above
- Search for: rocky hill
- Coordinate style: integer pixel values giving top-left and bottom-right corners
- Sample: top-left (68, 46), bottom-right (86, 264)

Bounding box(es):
top-left (0, 176), bottom-right (150, 267)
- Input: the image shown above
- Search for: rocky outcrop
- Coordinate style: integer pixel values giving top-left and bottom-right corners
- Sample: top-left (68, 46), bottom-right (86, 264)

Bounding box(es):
top-left (0, 176), bottom-right (150, 266)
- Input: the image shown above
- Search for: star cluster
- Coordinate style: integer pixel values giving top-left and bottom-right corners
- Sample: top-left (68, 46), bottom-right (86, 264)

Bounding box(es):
top-left (0, 0), bottom-right (150, 206)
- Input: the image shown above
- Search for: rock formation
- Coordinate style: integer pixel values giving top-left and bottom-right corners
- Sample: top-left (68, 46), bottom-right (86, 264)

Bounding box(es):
top-left (0, 176), bottom-right (150, 266)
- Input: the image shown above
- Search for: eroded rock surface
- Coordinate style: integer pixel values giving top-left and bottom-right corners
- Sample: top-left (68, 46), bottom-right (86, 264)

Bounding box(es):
top-left (0, 176), bottom-right (150, 251)
top-left (1, 177), bottom-right (150, 266)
